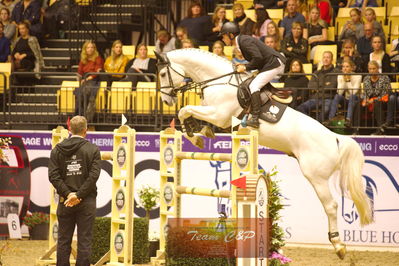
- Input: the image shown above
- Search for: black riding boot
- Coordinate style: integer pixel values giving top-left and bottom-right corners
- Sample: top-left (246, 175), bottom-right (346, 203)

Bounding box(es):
top-left (246, 91), bottom-right (261, 128)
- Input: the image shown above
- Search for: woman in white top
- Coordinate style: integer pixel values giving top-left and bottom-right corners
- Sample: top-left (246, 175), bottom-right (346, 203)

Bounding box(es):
top-left (325, 57), bottom-right (362, 127)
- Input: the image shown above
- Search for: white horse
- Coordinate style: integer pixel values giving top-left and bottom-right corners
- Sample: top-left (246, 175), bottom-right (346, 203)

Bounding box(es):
top-left (157, 48), bottom-right (373, 259)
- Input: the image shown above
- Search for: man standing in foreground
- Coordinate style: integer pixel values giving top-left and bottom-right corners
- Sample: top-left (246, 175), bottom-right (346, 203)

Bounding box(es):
top-left (49, 116), bottom-right (101, 266)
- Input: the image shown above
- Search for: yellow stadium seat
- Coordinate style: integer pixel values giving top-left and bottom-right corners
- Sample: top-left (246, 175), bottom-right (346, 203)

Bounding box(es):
top-left (57, 81), bottom-right (79, 113)
top-left (386, 0), bottom-right (398, 18)
top-left (0, 62), bottom-right (11, 94)
top-left (303, 63), bottom-right (313, 80)
top-left (273, 83), bottom-right (284, 88)
top-left (108, 81), bottom-right (132, 114)
top-left (122, 45), bottom-right (135, 60)
top-left (266, 8), bottom-right (284, 25)
top-left (184, 91), bottom-right (201, 106)
top-left (370, 7), bottom-right (386, 25)
top-left (235, 0), bottom-right (253, 9)
top-left (199, 46), bottom-right (209, 51)
top-left (391, 82), bottom-right (399, 92)
top-left (313, 45), bottom-right (337, 65)
top-left (327, 26), bottom-right (335, 42)
top-left (96, 81), bottom-right (107, 112)
top-left (75, 0), bottom-right (92, 5)
top-left (147, 46), bottom-right (156, 58)
top-left (133, 82), bottom-right (157, 114)
top-left (224, 46), bottom-right (234, 60)
top-left (335, 8), bottom-right (351, 35)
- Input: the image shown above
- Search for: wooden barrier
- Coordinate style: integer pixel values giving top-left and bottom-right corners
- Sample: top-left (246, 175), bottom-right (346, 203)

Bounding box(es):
top-left (153, 127), bottom-right (269, 266)
top-left (38, 125), bottom-right (136, 266)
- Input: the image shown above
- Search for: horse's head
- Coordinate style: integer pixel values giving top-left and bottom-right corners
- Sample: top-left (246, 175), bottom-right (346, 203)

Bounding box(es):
top-left (155, 52), bottom-right (186, 106)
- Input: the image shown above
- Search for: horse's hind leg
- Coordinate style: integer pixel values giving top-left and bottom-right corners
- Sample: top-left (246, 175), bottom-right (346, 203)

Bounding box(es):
top-left (309, 179), bottom-right (346, 259)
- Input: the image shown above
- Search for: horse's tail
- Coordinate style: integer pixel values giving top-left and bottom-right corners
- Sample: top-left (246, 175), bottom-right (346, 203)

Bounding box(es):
top-left (338, 136), bottom-right (373, 226)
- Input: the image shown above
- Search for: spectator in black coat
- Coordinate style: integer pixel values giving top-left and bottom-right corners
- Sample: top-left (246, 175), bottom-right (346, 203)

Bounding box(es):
top-left (233, 2), bottom-right (255, 36)
top-left (284, 59), bottom-right (309, 108)
top-left (11, 0), bottom-right (42, 38)
top-left (281, 21), bottom-right (308, 71)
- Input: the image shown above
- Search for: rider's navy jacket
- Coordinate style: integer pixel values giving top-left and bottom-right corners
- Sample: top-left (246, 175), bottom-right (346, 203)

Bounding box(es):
top-left (237, 34), bottom-right (286, 72)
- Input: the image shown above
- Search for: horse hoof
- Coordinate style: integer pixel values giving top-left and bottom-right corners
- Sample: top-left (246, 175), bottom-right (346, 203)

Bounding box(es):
top-left (192, 136), bottom-right (204, 149)
top-left (335, 244), bottom-right (346, 260)
top-left (200, 126), bottom-right (215, 139)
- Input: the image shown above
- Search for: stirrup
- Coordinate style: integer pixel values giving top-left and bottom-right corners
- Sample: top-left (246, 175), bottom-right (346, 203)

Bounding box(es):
top-left (246, 117), bottom-right (259, 128)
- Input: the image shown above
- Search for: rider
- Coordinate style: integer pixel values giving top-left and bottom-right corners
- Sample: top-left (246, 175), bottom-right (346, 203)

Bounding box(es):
top-left (219, 22), bottom-right (286, 128)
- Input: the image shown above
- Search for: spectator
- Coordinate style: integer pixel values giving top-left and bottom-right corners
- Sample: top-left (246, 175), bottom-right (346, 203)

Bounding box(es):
top-left (281, 21), bottom-right (308, 71)
top-left (279, 0), bottom-right (305, 38)
top-left (210, 6), bottom-right (229, 41)
top-left (175, 26), bottom-right (188, 49)
top-left (123, 43), bottom-right (157, 87)
top-left (339, 8), bottom-right (363, 42)
top-left (0, 22), bottom-right (10, 62)
top-left (362, 60), bottom-right (391, 135)
top-left (233, 3), bottom-right (255, 36)
top-left (155, 29), bottom-right (176, 57)
top-left (0, 0), bottom-right (16, 14)
top-left (313, 0), bottom-right (332, 25)
top-left (12, 21), bottom-right (44, 79)
top-left (296, 0), bottom-right (309, 20)
top-left (11, 0), bottom-right (43, 38)
top-left (284, 59), bottom-right (309, 108)
top-left (347, 0), bottom-right (378, 8)
top-left (331, 0), bottom-right (347, 19)
top-left (178, 1), bottom-right (213, 46)
top-left (303, 6), bottom-right (329, 60)
top-left (253, 8), bottom-right (272, 39)
top-left (325, 58), bottom-right (361, 127)
top-left (104, 40), bottom-right (129, 84)
top-left (75, 40), bottom-right (104, 120)
top-left (365, 35), bottom-right (390, 73)
top-left (364, 8), bottom-right (384, 38)
top-left (264, 35), bottom-right (280, 51)
top-left (297, 51), bottom-right (338, 121)
top-left (389, 38), bottom-right (399, 72)
top-left (0, 8), bottom-right (14, 40)
top-left (264, 20), bottom-right (281, 45)
top-left (232, 47), bottom-right (248, 65)
top-left (337, 39), bottom-right (364, 72)
top-left (212, 40), bottom-right (227, 59)
top-left (181, 38), bottom-right (195, 48)
top-left (356, 22), bottom-right (375, 63)
top-left (385, 92), bottom-right (399, 128)
top-left (254, 0), bottom-right (285, 9)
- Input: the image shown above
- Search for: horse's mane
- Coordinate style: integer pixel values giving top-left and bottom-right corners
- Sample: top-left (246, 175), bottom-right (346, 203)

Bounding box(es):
top-left (166, 48), bottom-right (233, 68)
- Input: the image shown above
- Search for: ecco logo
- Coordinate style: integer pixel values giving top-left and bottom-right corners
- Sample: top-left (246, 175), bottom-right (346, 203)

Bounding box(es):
top-left (136, 140), bottom-right (150, 147)
top-left (379, 144), bottom-right (398, 151)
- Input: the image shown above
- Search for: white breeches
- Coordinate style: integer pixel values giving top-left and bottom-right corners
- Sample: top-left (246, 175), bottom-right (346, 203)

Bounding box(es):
top-left (249, 59), bottom-right (285, 94)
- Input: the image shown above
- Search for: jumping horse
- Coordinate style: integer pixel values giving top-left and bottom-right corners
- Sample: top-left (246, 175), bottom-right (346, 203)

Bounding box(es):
top-left (156, 48), bottom-right (373, 259)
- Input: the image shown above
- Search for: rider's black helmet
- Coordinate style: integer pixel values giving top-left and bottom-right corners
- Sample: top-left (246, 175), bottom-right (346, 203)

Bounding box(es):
top-left (219, 22), bottom-right (240, 37)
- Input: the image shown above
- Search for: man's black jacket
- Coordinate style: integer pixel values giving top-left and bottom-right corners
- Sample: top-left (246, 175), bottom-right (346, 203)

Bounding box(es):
top-left (48, 136), bottom-right (101, 200)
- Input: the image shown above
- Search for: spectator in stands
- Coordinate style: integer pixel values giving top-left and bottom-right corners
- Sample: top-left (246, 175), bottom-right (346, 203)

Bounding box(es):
top-left (362, 60), bottom-right (391, 135)
top-left (12, 21), bottom-right (43, 76)
top-left (365, 35), bottom-right (391, 73)
top-left (339, 8), bottom-right (364, 42)
top-left (296, 0), bottom-right (309, 20)
top-left (253, 8), bottom-right (272, 39)
top-left (312, 0), bottom-right (332, 25)
top-left (331, 0), bottom-right (347, 20)
top-left (264, 35), bottom-right (280, 51)
top-left (155, 30), bottom-right (176, 57)
top-left (0, 22), bottom-right (10, 62)
top-left (0, 8), bottom-right (15, 40)
top-left (303, 7), bottom-right (329, 60)
top-left (104, 40), bottom-right (129, 84)
top-left (254, 0), bottom-right (285, 9)
top-left (337, 39), bottom-right (364, 72)
top-left (279, 0), bottom-right (305, 38)
top-left (325, 58), bottom-right (361, 127)
top-left (364, 8), bottom-right (384, 38)
top-left (210, 6), bottom-right (229, 41)
top-left (75, 40), bottom-right (104, 120)
top-left (0, 0), bottom-right (16, 14)
top-left (297, 51), bottom-right (338, 121)
top-left (284, 59), bottom-right (309, 108)
top-left (174, 26), bottom-right (188, 49)
top-left (232, 2), bottom-right (255, 36)
top-left (281, 21), bottom-right (308, 71)
top-left (232, 47), bottom-right (248, 65)
top-left (178, 1), bottom-right (213, 46)
top-left (389, 38), bottom-right (399, 72)
top-left (123, 43), bottom-right (157, 87)
top-left (212, 40), bottom-right (227, 59)
top-left (347, 0), bottom-right (378, 8)
top-left (11, 0), bottom-right (43, 38)
top-left (265, 21), bottom-right (281, 45)
top-left (356, 22), bottom-right (375, 63)
top-left (181, 38), bottom-right (195, 48)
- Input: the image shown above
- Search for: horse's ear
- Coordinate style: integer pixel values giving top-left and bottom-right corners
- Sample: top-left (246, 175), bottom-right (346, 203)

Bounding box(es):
top-left (154, 51), bottom-right (166, 63)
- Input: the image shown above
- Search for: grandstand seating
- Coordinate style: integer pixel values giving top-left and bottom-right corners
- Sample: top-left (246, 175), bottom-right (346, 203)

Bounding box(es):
top-left (108, 81), bottom-right (132, 114)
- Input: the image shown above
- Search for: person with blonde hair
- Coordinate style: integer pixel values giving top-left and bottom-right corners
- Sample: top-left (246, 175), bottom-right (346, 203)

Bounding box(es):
top-left (104, 40), bottom-right (129, 82)
top-left (212, 40), bottom-right (227, 59)
top-left (363, 8), bottom-right (383, 37)
top-left (210, 5), bottom-right (229, 40)
top-left (303, 6), bottom-right (329, 59)
top-left (325, 57), bottom-right (362, 127)
top-left (265, 21), bottom-right (281, 45)
top-left (337, 38), bottom-right (363, 72)
top-left (75, 40), bottom-right (104, 120)
top-left (232, 2), bottom-right (255, 35)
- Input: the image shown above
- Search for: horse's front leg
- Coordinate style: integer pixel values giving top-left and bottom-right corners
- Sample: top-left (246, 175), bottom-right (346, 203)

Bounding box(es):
top-left (178, 105), bottom-right (223, 149)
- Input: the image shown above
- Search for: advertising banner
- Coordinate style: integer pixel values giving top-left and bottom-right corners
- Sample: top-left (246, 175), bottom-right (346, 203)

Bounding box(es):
top-left (0, 130), bottom-right (398, 248)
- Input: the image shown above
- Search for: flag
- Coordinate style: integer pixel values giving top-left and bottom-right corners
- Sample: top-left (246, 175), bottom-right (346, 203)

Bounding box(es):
top-left (231, 176), bottom-right (246, 189)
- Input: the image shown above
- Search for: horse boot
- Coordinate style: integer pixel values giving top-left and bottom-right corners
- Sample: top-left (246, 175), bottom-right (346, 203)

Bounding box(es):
top-left (246, 91), bottom-right (261, 128)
